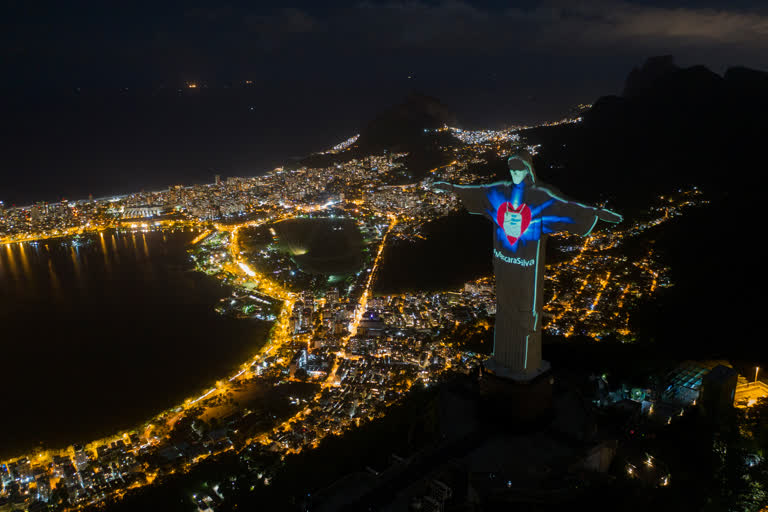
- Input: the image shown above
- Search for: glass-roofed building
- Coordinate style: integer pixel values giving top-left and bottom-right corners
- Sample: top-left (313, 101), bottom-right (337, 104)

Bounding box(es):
top-left (662, 360), bottom-right (732, 405)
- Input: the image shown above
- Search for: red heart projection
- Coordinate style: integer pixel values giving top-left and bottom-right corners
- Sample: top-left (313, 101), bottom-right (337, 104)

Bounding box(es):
top-left (496, 202), bottom-right (531, 245)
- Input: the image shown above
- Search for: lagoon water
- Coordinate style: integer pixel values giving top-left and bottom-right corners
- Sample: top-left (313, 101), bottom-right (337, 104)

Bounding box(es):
top-left (375, 212), bottom-right (494, 294)
top-left (0, 230), bottom-right (271, 459)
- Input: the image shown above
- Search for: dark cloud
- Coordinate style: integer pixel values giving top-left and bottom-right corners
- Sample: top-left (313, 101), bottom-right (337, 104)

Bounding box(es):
top-left (5, 2), bottom-right (767, 77)
top-left (256, 2), bottom-right (768, 52)
top-left (521, 2), bottom-right (768, 47)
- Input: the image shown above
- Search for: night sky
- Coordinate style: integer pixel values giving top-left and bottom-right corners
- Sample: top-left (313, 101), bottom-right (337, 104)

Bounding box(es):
top-left (2, 1), bottom-right (767, 203)
top-left (5, 1), bottom-right (767, 111)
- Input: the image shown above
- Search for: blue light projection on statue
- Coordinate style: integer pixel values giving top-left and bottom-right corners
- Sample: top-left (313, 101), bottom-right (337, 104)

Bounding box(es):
top-left (432, 148), bottom-right (622, 381)
top-left (485, 185), bottom-right (574, 252)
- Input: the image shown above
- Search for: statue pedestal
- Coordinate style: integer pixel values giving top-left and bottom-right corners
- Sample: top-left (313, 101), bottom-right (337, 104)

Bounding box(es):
top-left (484, 357), bottom-right (550, 382)
top-left (480, 359), bottom-right (554, 422)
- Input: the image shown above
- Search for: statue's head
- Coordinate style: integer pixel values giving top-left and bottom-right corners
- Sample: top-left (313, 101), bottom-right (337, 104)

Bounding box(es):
top-left (507, 149), bottom-right (534, 185)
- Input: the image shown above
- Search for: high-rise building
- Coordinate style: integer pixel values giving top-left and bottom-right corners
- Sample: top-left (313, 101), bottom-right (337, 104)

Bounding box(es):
top-left (301, 308), bottom-right (313, 330)
top-left (74, 447), bottom-right (91, 472)
top-left (302, 291), bottom-right (315, 311)
top-left (35, 476), bottom-right (51, 502)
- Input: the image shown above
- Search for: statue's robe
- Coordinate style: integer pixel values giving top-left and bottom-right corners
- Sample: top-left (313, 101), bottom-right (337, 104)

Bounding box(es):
top-left (445, 176), bottom-right (603, 379)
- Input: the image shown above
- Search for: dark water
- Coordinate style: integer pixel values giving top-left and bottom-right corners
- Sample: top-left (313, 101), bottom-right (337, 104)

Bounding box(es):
top-left (0, 88), bottom-right (385, 206)
top-left (375, 212), bottom-right (494, 294)
top-left (0, 230), bottom-right (270, 459)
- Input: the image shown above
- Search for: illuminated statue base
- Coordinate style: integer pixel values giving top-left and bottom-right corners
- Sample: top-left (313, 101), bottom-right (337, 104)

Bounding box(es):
top-left (480, 360), bottom-right (554, 422)
top-left (484, 356), bottom-right (551, 383)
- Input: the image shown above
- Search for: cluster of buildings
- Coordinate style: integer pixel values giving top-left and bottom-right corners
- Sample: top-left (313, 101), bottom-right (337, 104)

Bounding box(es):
top-left (441, 125), bottom-right (522, 145)
top-left (317, 134), bottom-right (359, 155)
top-left (265, 153), bottom-right (408, 206)
top-left (0, 151), bottom-right (409, 244)
top-left (542, 187), bottom-right (707, 340)
top-left (0, 198), bottom-right (112, 243)
top-left (277, 336), bottom-right (459, 452)
top-left (1, 437), bottom-right (145, 511)
top-left (366, 183), bottom-right (459, 241)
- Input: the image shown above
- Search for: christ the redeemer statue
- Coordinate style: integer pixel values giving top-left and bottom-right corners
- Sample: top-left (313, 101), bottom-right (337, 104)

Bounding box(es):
top-left (434, 150), bottom-right (621, 381)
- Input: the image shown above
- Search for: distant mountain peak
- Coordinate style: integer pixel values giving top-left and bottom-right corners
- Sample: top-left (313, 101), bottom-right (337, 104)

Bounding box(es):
top-left (354, 93), bottom-right (457, 153)
top-left (623, 55), bottom-right (680, 98)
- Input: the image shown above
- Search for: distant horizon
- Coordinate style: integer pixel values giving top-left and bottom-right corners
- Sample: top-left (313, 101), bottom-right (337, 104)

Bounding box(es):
top-left (4, 55), bottom-right (765, 206)
top-left (0, 88), bottom-right (577, 207)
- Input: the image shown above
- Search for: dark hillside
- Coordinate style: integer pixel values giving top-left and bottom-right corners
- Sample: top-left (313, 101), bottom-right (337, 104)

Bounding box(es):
top-left (524, 57), bottom-right (765, 361)
top-left (301, 92), bottom-right (458, 179)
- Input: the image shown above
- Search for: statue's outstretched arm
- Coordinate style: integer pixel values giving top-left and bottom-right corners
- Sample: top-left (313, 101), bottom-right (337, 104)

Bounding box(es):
top-left (431, 181), bottom-right (454, 193)
top-left (538, 186), bottom-right (622, 235)
top-left (596, 209), bottom-right (622, 224)
top-left (431, 181), bottom-right (490, 216)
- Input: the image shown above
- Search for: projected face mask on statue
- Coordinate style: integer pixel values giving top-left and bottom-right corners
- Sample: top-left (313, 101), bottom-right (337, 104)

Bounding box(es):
top-left (507, 156), bottom-right (531, 185)
top-left (503, 210), bottom-right (523, 238)
top-left (509, 169), bottom-right (529, 185)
